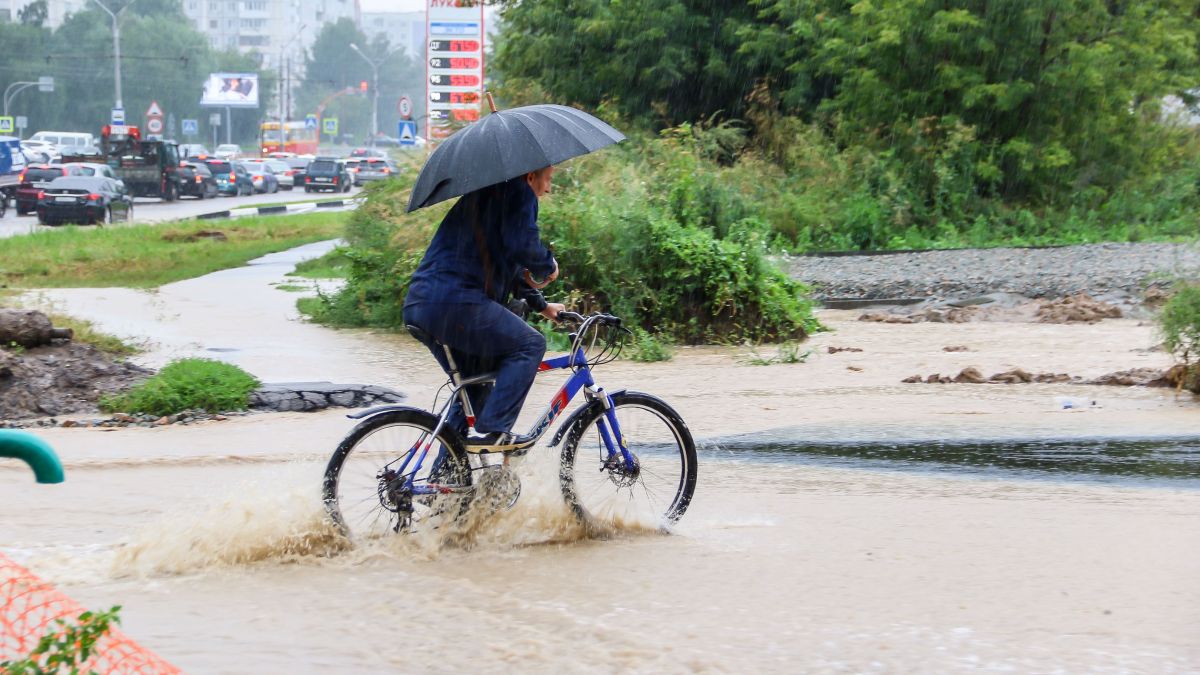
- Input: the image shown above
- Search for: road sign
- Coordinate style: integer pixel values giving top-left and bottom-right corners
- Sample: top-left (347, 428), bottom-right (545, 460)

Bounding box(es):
top-left (0, 117), bottom-right (12, 134)
top-left (15, 116), bottom-right (27, 132)
top-left (398, 95), bottom-right (413, 119)
top-left (146, 117), bottom-right (164, 134)
top-left (304, 114), bottom-right (318, 130)
top-left (398, 120), bottom-right (417, 146)
top-left (209, 112), bottom-right (222, 126)
top-left (37, 76), bottom-right (53, 92)
top-left (146, 100), bottom-right (163, 117)
top-left (323, 117), bottom-right (338, 135)
top-left (111, 107), bottom-right (125, 124)
top-left (181, 118), bottom-right (198, 135)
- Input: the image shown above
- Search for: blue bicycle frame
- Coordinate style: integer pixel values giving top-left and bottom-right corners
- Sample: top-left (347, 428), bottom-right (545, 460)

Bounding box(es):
top-left (390, 345), bottom-right (635, 497)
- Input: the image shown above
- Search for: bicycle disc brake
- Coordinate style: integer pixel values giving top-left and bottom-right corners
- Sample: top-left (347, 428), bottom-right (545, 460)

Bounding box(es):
top-left (601, 453), bottom-right (640, 488)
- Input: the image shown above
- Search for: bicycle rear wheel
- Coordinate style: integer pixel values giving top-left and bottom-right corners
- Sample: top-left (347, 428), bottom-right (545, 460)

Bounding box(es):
top-left (323, 409), bottom-right (472, 540)
top-left (560, 391), bottom-right (697, 528)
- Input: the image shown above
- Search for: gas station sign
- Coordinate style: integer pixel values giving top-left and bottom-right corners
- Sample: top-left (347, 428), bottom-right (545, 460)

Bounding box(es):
top-left (426, 0), bottom-right (485, 139)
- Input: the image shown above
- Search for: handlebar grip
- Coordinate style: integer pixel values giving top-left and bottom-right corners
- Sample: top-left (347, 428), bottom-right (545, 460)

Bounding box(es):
top-left (556, 311), bottom-right (584, 323)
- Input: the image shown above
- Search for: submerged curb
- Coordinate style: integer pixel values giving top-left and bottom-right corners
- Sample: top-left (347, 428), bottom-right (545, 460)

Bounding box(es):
top-left (249, 382), bottom-right (405, 413)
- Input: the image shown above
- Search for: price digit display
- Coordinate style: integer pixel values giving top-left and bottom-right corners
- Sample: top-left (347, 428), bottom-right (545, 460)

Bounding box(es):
top-left (429, 57), bottom-right (480, 69)
top-left (429, 91), bottom-right (481, 104)
top-left (451, 109), bottom-right (480, 122)
top-left (429, 74), bottom-right (481, 87)
top-left (429, 40), bottom-right (480, 52)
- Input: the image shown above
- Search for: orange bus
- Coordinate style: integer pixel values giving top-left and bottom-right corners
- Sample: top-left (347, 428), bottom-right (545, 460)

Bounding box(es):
top-left (260, 121), bottom-right (318, 156)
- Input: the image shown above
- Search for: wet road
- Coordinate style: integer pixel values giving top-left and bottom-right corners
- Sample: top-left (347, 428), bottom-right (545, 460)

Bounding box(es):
top-left (2, 244), bottom-right (1199, 672)
top-left (0, 185), bottom-right (361, 238)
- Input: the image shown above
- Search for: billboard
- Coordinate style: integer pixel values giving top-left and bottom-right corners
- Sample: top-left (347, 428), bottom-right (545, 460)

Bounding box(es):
top-left (200, 73), bottom-right (259, 108)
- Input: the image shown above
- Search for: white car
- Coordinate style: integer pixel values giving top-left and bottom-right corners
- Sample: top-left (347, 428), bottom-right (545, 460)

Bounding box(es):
top-left (20, 140), bottom-right (59, 163)
top-left (214, 144), bottom-right (241, 159)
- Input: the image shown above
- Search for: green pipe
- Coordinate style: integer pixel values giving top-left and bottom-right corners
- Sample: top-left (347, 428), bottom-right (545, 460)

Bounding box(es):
top-left (0, 430), bottom-right (65, 484)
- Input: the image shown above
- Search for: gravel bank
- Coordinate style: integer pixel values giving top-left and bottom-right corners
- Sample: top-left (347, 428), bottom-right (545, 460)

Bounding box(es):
top-left (784, 242), bottom-right (1200, 302)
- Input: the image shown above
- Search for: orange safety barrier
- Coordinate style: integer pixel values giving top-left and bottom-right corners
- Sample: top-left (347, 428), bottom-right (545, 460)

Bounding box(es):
top-left (0, 552), bottom-right (180, 673)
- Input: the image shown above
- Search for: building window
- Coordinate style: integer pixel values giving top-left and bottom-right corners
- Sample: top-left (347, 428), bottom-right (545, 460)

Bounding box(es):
top-left (243, 0), bottom-right (266, 10)
top-left (209, 19), bottom-right (217, 28)
top-left (240, 35), bottom-right (269, 46)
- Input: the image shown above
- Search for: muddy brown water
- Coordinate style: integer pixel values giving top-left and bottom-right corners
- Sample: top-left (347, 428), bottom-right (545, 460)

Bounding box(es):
top-left (3, 241), bottom-right (1199, 672)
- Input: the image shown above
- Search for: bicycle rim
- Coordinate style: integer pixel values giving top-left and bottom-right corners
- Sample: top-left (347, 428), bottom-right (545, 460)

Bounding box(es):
top-left (324, 412), bottom-right (470, 540)
top-left (562, 394), bottom-right (697, 528)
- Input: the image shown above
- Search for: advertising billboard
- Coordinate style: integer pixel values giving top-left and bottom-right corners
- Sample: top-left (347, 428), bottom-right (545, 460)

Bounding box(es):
top-left (200, 73), bottom-right (260, 108)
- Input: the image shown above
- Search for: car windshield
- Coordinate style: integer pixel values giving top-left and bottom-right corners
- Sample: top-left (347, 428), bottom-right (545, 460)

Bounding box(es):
top-left (47, 177), bottom-right (108, 190)
top-left (205, 161), bottom-right (232, 172)
top-left (186, 163), bottom-right (211, 176)
top-left (310, 160), bottom-right (337, 172)
top-left (285, 158), bottom-right (310, 169)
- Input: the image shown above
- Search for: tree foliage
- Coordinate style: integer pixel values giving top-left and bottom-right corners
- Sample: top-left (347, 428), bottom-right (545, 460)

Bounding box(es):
top-left (493, 0), bottom-right (1200, 241)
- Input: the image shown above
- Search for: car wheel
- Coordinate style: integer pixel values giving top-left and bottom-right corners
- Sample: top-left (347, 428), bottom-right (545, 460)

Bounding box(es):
top-left (304, 186), bottom-right (312, 193)
top-left (164, 182), bottom-right (177, 202)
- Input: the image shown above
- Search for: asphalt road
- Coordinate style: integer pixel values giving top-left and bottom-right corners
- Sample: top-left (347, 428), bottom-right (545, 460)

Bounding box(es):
top-left (0, 185), bottom-right (362, 239)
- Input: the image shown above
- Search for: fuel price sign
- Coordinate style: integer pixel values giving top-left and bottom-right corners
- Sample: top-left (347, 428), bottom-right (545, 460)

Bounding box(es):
top-left (427, 0), bottom-right (485, 139)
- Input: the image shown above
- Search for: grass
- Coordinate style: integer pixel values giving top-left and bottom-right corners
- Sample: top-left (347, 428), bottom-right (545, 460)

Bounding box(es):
top-left (46, 311), bottom-right (140, 356)
top-left (291, 246), bottom-right (351, 279)
top-left (0, 212), bottom-right (349, 288)
top-left (273, 283), bottom-right (310, 292)
top-left (100, 358), bottom-right (260, 415)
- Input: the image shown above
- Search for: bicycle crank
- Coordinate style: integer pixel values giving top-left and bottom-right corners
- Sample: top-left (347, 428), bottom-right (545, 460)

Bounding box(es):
top-left (474, 465), bottom-right (522, 512)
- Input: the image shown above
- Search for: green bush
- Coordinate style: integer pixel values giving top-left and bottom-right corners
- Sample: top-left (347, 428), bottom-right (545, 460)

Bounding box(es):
top-left (101, 358), bottom-right (260, 416)
top-left (1159, 283), bottom-right (1200, 388)
top-left (2, 606), bottom-right (121, 673)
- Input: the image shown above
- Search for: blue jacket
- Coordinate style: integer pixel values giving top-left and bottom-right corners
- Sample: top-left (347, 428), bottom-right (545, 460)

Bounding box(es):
top-left (405, 176), bottom-right (557, 310)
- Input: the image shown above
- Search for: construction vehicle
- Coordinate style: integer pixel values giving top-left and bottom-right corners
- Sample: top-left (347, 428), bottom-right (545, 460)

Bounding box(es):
top-left (62, 126), bottom-right (182, 201)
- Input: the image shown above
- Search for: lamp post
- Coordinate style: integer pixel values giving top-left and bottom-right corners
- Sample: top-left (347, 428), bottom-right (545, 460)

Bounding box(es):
top-left (89, 0), bottom-right (135, 111)
top-left (3, 77), bottom-right (54, 118)
top-left (349, 43), bottom-right (402, 146)
top-left (278, 23), bottom-right (306, 124)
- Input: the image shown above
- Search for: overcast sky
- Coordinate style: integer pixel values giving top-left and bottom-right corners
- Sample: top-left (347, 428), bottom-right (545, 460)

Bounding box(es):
top-left (359, 0), bottom-right (430, 12)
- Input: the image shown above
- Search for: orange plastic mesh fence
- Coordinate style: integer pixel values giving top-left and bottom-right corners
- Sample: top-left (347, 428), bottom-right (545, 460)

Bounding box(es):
top-left (0, 552), bottom-right (181, 673)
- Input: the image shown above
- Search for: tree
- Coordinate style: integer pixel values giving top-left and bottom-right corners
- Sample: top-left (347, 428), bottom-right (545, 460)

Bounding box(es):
top-left (18, 0), bottom-right (48, 27)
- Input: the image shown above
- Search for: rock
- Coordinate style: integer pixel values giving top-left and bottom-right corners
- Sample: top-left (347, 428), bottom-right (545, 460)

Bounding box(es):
top-left (953, 367), bottom-right (986, 384)
top-left (1035, 293), bottom-right (1122, 324)
top-left (989, 369), bottom-right (1033, 384)
top-left (1088, 367), bottom-right (1174, 388)
top-left (827, 346), bottom-right (864, 353)
top-left (0, 309), bottom-right (73, 348)
top-left (902, 374), bottom-right (923, 383)
top-left (942, 345), bottom-right (970, 352)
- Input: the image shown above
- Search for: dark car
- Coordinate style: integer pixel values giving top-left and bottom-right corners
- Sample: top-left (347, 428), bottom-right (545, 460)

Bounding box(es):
top-left (353, 158), bottom-right (398, 185)
top-left (303, 157), bottom-right (352, 193)
top-left (178, 161), bottom-right (219, 199)
top-left (36, 176), bottom-right (133, 226)
top-left (204, 159), bottom-right (254, 196)
top-left (15, 164), bottom-right (84, 215)
top-left (243, 162), bottom-right (279, 194)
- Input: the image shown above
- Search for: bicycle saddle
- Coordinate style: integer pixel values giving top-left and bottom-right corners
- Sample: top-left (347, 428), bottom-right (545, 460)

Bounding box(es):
top-left (405, 324), bottom-right (438, 348)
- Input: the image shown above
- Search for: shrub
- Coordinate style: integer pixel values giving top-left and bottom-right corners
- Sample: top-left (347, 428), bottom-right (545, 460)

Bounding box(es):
top-left (2, 606), bottom-right (121, 673)
top-left (101, 358), bottom-right (260, 415)
top-left (1159, 283), bottom-right (1200, 390)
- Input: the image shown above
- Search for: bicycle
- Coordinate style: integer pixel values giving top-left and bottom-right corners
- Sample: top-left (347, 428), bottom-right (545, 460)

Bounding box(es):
top-left (322, 311), bottom-right (698, 539)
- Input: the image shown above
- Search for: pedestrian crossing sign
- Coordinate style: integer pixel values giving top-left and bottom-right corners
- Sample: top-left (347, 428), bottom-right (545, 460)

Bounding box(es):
top-left (398, 120), bottom-right (417, 146)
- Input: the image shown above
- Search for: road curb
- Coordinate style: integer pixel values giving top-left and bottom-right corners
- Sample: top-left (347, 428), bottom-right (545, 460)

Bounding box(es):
top-left (195, 197), bottom-right (356, 221)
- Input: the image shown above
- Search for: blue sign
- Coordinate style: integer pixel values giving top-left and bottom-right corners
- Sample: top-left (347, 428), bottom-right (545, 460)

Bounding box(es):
top-left (430, 21), bottom-right (479, 36)
top-left (398, 120), bottom-right (417, 146)
top-left (181, 118), bottom-right (198, 135)
top-left (304, 114), bottom-right (318, 130)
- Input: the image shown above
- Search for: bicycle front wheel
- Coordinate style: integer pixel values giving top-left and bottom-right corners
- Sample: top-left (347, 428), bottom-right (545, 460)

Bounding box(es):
top-left (323, 409), bottom-right (472, 540)
top-left (560, 392), bottom-right (697, 528)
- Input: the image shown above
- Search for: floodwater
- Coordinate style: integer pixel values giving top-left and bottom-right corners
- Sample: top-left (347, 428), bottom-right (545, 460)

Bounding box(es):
top-left (3, 241), bottom-right (1200, 672)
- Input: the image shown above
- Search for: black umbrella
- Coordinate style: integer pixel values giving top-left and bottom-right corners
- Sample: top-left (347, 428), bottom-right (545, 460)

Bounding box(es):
top-left (406, 103), bottom-right (625, 212)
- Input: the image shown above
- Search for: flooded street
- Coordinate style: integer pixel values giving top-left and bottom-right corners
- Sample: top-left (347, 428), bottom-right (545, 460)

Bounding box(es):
top-left (3, 241), bottom-right (1199, 672)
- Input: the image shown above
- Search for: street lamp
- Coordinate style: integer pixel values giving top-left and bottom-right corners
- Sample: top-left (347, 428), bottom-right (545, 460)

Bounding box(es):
top-left (3, 77), bottom-right (54, 118)
top-left (90, 0), bottom-right (136, 111)
top-left (349, 42), bottom-right (403, 145)
top-left (278, 23), bottom-right (306, 124)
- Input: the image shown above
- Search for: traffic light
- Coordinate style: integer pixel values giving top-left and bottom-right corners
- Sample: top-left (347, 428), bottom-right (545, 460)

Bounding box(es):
top-left (360, 80), bottom-right (369, 93)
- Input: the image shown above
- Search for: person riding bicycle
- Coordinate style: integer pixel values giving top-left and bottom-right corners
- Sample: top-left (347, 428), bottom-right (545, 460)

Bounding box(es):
top-left (402, 166), bottom-right (564, 451)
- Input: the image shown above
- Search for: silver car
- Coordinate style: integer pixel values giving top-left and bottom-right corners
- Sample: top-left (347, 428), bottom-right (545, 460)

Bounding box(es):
top-left (262, 159), bottom-right (295, 190)
top-left (352, 158), bottom-right (398, 185)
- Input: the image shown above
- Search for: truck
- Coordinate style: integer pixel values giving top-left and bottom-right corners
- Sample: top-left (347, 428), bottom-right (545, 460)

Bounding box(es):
top-left (61, 125), bottom-right (182, 201)
top-left (0, 136), bottom-right (30, 216)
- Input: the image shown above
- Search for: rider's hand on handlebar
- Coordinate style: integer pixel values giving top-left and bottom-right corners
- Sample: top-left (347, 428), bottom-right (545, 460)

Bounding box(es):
top-left (540, 303), bottom-right (565, 322)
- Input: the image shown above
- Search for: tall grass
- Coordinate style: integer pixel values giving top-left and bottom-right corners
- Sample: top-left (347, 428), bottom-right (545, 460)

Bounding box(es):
top-left (0, 212), bottom-right (349, 288)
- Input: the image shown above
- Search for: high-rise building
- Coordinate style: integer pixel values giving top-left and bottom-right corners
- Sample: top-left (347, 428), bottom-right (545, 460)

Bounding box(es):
top-left (360, 10), bottom-right (424, 58)
top-left (181, 0), bottom-right (360, 69)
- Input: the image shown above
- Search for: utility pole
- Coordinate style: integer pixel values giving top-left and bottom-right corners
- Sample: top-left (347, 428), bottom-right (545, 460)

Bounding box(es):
top-left (349, 43), bottom-right (402, 145)
top-left (90, 0), bottom-right (135, 111)
top-left (278, 24), bottom-right (306, 124)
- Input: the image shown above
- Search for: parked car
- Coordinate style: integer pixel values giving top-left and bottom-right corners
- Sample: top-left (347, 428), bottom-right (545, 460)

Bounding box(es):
top-left (353, 158), bottom-right (399, 185)
top-left (36, 175), bottom-right (133, 226)
top-left (348, 147), bottom-right (388, 159)
top-left (15, 164), bottom-right (84, 215)
top-left (303, 157), bottom-right (352, 193)
top-left (204, 158), bottom-right (254, 196)
top-left (243, 162), bottom-right (279, 194)
top-left (177, 161), bottom-right (219, 199)
top-left (178, 143), bottom-right (210, 159)
top-left (214, 144), bottom-right (241, 159)
top-left (29, 131), bottom-right (96, 154)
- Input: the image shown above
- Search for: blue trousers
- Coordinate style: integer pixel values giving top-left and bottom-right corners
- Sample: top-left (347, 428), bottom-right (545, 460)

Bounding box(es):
top-left (404, 301), bottom-right (546, 435)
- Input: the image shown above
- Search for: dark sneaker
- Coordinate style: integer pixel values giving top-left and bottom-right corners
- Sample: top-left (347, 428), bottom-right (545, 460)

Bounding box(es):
top-left (465, 431), bottom-right (535, 453)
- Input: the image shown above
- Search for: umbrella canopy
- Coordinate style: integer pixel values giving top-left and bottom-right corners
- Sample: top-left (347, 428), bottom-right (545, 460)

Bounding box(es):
top-left (406, 104), bottom-right (625, 212)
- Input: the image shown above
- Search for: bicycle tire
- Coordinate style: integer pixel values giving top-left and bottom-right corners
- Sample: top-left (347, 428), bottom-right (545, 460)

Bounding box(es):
top-left (323, 409), bottom-right (472, 540)
top-left (560, 391), bottom-right (697, 528)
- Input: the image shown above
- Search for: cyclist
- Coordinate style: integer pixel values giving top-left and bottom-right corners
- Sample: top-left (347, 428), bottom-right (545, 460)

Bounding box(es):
top-left (402, 166), bottom-right (564, 451)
